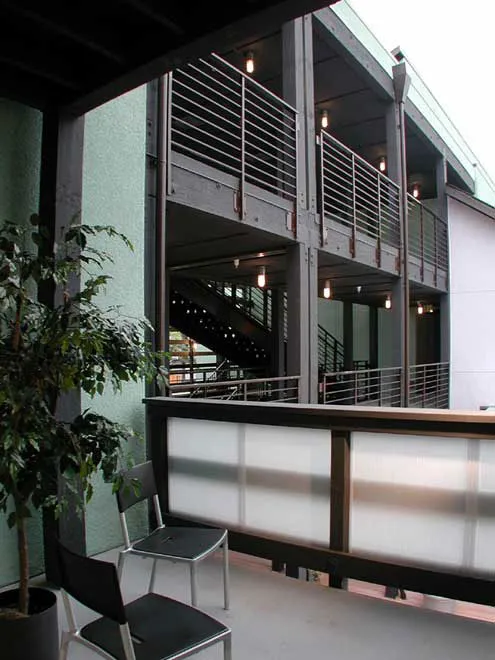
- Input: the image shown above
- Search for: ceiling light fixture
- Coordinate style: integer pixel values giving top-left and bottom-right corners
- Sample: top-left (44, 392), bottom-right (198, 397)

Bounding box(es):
top-left (257, 265), bottom-right (266, 288)
top-left (321, 109), bottom-right (329, 129)
top-left (323, 279), bottom-right (331, 299)
top-left (245, 51), bottom-right (255, 74)
top-left (412, 183), bottom-right (420, 199)
top-left (385, 295), bottom-right (392, 310)
top-left (379, 157), bottom-right (387, 173)
top-left (417, 302), bottom-right (424, 315)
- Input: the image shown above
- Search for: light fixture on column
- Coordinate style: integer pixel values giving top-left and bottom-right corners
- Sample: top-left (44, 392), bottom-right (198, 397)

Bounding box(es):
top-left (245, 51), bottom-right (255, 74)
top-left (417, 302), bottom-right (424, 315)
top-left (257, 265), bottom-right (266, 288)
top-left (385, 295), bottom-right (392, 310)
top-left (321, 109), bottom-right (329, 129)
top-left (379, 156), bottom-right (387, 173)
top-left (412, 183), bottom-right (420, 199)
top-left (323, 279), bottom-right (331, 299)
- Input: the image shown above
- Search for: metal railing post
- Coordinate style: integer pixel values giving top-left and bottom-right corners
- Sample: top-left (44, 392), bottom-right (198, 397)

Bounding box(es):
top-left (420, 203), bottom-right (424, 281)
top-left (376, 172), bottom-right (382, 267)
top-left (351, 153), bottom-right (357, 257)
top-left (240, 76), bottom-right (246, 220)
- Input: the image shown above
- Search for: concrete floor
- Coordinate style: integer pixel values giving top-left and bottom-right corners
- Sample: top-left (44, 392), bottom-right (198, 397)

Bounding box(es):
top-left (57, 547), bottom-right (495, 660)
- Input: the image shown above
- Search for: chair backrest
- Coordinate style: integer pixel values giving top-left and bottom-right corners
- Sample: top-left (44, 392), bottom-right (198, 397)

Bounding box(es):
top-left (56, 539), bottom-right (127, 624)
top-left (116, 460), bottom-right (158, 513)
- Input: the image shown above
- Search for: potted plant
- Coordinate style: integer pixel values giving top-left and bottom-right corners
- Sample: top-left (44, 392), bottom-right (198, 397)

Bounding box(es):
top-left (0, 216), bottom-right (160, 660)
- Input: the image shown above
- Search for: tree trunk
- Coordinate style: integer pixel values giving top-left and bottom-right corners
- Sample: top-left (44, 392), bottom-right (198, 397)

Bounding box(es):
top-left (16, 506), bottom-right (29, 615)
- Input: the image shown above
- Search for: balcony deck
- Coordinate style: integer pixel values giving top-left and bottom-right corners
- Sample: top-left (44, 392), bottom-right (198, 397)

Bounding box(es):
top-left (60, 547), bottom-right (495, 659)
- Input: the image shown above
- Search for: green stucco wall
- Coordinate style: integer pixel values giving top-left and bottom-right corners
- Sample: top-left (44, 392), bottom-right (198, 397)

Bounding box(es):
top-left (81, 85), bottom-right (149, 556)
top-left (0, 98), bottom-right (44, 587)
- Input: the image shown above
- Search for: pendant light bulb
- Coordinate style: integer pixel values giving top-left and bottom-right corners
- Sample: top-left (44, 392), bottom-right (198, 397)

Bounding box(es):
top-left (323, 279), bottom-right (331, 299)
top-left (321, 109), bottom-right (329, 129)
top-left (257, 265), bottom-right (266, 288)
top-left (417, 302), bottom-right (424, 315)
top-left (385, 295), bottom-right (392, 310)
top-left (412, 183), bottom-right (420, 199)
top-left (379, 157), bottom-right (387, 173)
top-left (245, 51), bottom-right (255, 74)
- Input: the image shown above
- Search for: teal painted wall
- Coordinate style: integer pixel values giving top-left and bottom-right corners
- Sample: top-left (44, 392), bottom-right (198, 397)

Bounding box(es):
top-left (81, 85), bottom-right (149, 556)
top-left (0, 98), bottom-right (44, 587)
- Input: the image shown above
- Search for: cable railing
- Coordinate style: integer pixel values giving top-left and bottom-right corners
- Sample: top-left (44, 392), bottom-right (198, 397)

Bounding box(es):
top-left (170, 54), bottom-right (298, 216)
top-left (319, 130), bottom-right (401, 254)
top-left (322, 362), bottom-right (449, 408)
top-left (169, 375), bottom-right (300, 403)
top-left (408, 194), bottom-right (449, 275)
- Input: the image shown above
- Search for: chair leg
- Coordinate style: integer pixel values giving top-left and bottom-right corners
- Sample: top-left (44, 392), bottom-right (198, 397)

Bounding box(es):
top-left (190, 562), bottom-right (198, 607)
top-left (223, 633), bottom-right (232, 660)
top-left (117, 551), bottom-right (126, 582)
top-left (223, 538), bottom-right (230, 610)
top-left (148, 558), bottom-right (158, 593)
top-left (59, 632), bottom-right (71, 660)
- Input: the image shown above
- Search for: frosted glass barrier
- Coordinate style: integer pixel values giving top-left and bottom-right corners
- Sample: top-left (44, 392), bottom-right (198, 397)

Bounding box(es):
top-left (472, 441), bottom-right (495, 573)
top-left (168, 418), bottom-right (331, 544)
top-left (350, 433), bottom-right (473, 569)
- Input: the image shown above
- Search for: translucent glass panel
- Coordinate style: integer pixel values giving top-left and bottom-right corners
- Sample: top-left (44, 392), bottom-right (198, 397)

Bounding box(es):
top-left (350, 433), bottom-right (487, 570)
top-left (473, 441), bottom-right (495, 573)
top-left (168, 418), bottom-right (331, 544)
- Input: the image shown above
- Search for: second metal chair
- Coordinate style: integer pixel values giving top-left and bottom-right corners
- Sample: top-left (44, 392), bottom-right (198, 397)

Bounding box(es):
top-left (116, 460), bottom-right (230, 609)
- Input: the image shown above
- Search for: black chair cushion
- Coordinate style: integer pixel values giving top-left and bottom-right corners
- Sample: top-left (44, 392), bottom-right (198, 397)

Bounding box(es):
top-left (82, 593), bottom-right (229, 660)
top-left (132, 527), bottom-right (226, 560)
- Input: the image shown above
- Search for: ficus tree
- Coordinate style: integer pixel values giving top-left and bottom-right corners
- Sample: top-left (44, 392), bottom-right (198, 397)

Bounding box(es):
top-left (0, 216), bottom-right (161, 616)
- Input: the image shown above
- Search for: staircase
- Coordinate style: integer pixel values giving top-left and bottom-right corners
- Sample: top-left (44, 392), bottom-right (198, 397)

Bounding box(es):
top-left (170, 279), bottom-right (345, 374)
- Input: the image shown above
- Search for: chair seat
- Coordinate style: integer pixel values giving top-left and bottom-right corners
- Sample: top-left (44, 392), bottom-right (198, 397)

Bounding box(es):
top-left (132, 526), bottom-right (226, 561)
top-left (82, 593), bottom-right (229, 660)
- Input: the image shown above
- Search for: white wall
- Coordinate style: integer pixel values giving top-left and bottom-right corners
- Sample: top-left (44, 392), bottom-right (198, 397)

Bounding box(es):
top-left (449, 197), bottom-right (495, 409)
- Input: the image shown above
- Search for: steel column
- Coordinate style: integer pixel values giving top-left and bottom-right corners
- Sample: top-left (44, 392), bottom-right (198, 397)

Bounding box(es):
top-left (39, 110), bottom-right (86, 581)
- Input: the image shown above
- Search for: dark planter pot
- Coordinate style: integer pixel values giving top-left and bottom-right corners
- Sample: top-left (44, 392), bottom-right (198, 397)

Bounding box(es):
top-left (0, 587), bottom-right (59, 660)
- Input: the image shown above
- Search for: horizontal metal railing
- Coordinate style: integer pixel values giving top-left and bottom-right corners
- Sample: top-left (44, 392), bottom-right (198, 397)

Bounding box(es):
top-left (323, 366), bottom-right (402, 406)
top-left (319, 131), bottom-right (401, 251)
top-left (170, 54), bottom-right (298, 214)
top-left (323, 362), bottom-right (449, 408)
top-left (169, 375), bottom-right (301, 403)
top-left (408, 194), bottom-right (449, 274)
top-left (409, 362), bottom-right (450, 408)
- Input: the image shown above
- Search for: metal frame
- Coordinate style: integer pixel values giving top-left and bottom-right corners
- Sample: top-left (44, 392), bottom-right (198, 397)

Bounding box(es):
top-left (118, 493), bottom-right (230, 609)
top-left (170, 374), bottom-right (301, 403)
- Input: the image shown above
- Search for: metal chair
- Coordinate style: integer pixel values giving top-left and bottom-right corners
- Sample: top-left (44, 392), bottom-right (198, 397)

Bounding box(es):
top-left (57, 540), bottom-right (232, 660)
top-left (116, 461), bottom-right (229, 609)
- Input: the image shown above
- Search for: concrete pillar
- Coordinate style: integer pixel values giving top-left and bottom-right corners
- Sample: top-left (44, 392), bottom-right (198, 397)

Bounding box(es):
top-left (343, 302), bottom-right (354, 370)
top-left (369, 306), bottom-right (378, 370)
top-left (271, 288), bottom-right (286, 378)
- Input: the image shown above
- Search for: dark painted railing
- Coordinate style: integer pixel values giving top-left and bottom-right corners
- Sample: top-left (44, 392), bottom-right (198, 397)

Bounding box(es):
top-left (146, 398), bottom-right (495, 605)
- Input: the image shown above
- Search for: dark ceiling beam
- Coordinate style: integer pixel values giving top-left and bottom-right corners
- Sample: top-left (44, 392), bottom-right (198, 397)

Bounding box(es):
top-left (332, 114), bottom-right (383, 131)
top-left (313, 6), bottom-right (474, 193)
top-left (65, 0), bottom-right (338, 115)
top-left (316, 86), bottom-right (370, 105)
top-left (0, 54), bottom-right (81, 92)
top-left (116, 0), bottom-right (185, 35)
top-left (2, 1), bottom-right (125, 65)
